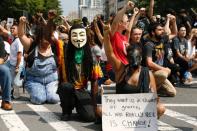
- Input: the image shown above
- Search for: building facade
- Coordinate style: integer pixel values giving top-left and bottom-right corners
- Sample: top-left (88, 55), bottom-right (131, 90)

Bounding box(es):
top-left (79, 0), bottom-right (103, 22)
top-left (103, 0), bottom-right (127, 19)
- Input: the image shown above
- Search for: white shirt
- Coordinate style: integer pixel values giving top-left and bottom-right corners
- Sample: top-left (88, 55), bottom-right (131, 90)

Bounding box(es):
top-left (4, 41), bottom-right (10, 62)
top-left (187, 40), bottom-right (196, 58)
top-left (100, 46), bottom-right (108, 62)
top-left (4, 41), bottom-right (10, 54)
top-left (9, 37), bottom-right (24, 66)
top-left (91, 45), bottom-right (102, 64)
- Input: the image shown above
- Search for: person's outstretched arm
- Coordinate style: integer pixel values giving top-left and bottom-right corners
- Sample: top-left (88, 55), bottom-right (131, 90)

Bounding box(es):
top-left (125, 7), bottom-right (139, 40)
top-left (0, 25), bottom-right (9, 36)
top-left (93, 18), bottom-right (104, 44)
top-left (148, 0), bottom-right (154, 19)
top-left (111, 1), bottom-right (134, 36)
top-left (168, 15), bottom-right (177, 40)
top-left (103, 24), bottom-right (121, 72)
top-left (18, 16), bottom-right (33, 52)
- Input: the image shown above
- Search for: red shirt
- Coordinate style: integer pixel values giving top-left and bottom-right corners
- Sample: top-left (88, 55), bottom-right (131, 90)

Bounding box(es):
top-left (111, 32), bottom-right (129, 65)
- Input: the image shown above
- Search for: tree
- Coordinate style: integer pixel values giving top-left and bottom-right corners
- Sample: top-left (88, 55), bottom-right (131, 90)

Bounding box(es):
top-left (135, 0), bottom-right (197, 15)
top-left (0, 0), bottom-right (62, 21)
top-left (156, 0), bottom-right (197, 15)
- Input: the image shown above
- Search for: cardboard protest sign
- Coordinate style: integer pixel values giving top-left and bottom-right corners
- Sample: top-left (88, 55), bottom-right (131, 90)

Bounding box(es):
top-left (102, 93), bottom-right (157, 131)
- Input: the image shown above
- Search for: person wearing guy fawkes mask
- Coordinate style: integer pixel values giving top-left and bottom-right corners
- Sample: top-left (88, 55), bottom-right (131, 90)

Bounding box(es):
top-left (103, 25), bottom-right (166, 118)
top-left (57, 24), bottom-right (97, 122)
top-left (142, 21), bottom-right (177, 97)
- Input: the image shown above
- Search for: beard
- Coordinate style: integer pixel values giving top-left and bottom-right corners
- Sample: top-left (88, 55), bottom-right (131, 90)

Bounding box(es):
top-left (155, 34), bottom-right (164, 41)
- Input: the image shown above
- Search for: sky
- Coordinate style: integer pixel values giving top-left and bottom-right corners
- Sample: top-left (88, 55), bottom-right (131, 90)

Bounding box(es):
top-left (60, 0), bottom-right (78, 16)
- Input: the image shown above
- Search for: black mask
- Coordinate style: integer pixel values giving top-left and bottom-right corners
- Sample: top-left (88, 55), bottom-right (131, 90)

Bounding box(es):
top-left (127, 49), bottom-right (142, 69)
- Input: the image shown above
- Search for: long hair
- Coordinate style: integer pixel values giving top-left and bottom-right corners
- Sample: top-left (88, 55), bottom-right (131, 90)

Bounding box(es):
top-left (66, 24), bottom-right (93, 83)
top-left (33, 19), bottom-right (56, 45)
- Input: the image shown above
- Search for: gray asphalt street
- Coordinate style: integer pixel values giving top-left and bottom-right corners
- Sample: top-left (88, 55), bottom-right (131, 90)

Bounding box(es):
top-left (0, 80), bottom-right (197, 131)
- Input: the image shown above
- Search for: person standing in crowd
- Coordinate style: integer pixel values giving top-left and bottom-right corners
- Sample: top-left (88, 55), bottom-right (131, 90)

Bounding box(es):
top-left (82, 17), bottom-right (89, 28)
top-left (57, 24), bottom-right (97, 122)
top-left (142, 16), bottom-right (177, 97)
top-left (110, 1), bottom-right (135, 65)
top-left (0, 38), bottom-right (12, 110)
top-left (134, 0), bottom-right (155, 34)
top-left (103, 23), bottom-right (165, 119)
top-left (135, 7), bottom-right (150, 34)
top-left (18, 16), bottom-right (60, 105)
top-left (177, 9), bottom-right (192, 38)
top-left (0, 23), bottom-right (24, 98)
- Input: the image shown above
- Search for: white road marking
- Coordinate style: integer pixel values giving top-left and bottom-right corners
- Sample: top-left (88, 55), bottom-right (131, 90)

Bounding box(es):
top-left (0, 109), bottom-right (29, 131)
top-left (165, 104), bottom-right (197, 107)
top-left (10, 100), bottom-right (197, 107)
top-left (27, 104), bottom-right (77, 131)
top-left (165, 109), bottom-right (197, 127)
top-left (158, 121), bottom-right (182, 131)
top-left (7, 100), bottom-right (60, 105)
top-left (1, 100), bottom-right (197, 131)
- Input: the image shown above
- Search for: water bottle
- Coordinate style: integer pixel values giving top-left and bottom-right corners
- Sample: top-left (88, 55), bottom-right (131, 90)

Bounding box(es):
top-left (87, 81), bottom-right (91, 92)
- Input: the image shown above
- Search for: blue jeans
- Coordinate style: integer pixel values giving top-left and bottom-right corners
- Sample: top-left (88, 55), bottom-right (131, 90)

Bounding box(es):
top-left (0, 64), bottom-right (12, 102)
top-left (25, 79), bottom-right (59, 104)
top-left (25, 46), bottom-right (59, 104)
top-left (6, 61), bottom-right (23, 87)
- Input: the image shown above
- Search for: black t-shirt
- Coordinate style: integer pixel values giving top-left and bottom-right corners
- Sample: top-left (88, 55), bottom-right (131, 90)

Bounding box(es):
top-left (0, 39), bottom-right (6, 59)
top-left (164, 42), bottom-right (173, 61)
top-left (172, 36), bottom-right (188, 56)
top-left (142, 35), bottom-right (169, 66)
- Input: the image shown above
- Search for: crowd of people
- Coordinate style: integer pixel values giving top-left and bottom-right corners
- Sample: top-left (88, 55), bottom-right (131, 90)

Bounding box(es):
top-left (0, 0), bottom-right (197, 126)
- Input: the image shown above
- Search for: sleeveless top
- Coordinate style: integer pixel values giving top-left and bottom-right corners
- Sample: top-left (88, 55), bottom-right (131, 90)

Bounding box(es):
top-left (26, 41), bottom-right (58, 68)
top-left (116, 66), bottom-right (150, 94)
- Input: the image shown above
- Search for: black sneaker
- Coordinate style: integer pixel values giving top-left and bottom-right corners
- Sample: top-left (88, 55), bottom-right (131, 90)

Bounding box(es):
top-left (61, 114), bottom-right (71, 121)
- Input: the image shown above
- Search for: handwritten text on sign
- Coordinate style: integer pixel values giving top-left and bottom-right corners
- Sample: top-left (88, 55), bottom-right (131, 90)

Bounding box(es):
top-left (102, 93), bottom-right (157, 131)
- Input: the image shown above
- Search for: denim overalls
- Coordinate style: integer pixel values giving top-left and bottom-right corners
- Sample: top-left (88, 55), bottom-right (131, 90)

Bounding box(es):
top-left (25, 46), bottom-right (59, 104)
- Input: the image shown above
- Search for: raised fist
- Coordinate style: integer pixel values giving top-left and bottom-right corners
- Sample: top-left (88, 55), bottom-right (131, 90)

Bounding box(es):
top-left (169, 15), bottom-right (176, 22)
top-left (133, 7), bottom-right (139, 15)
top-left (19, 16), bottom-right (27, 24)
top-left (126, 1), bottom-right (135, 10)
top-left (60, 15), bottom-right (68, 23)
top-left (103, 23), bottom-right (111, 36)
top-left (166, 14), bottom-right (171, 19)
